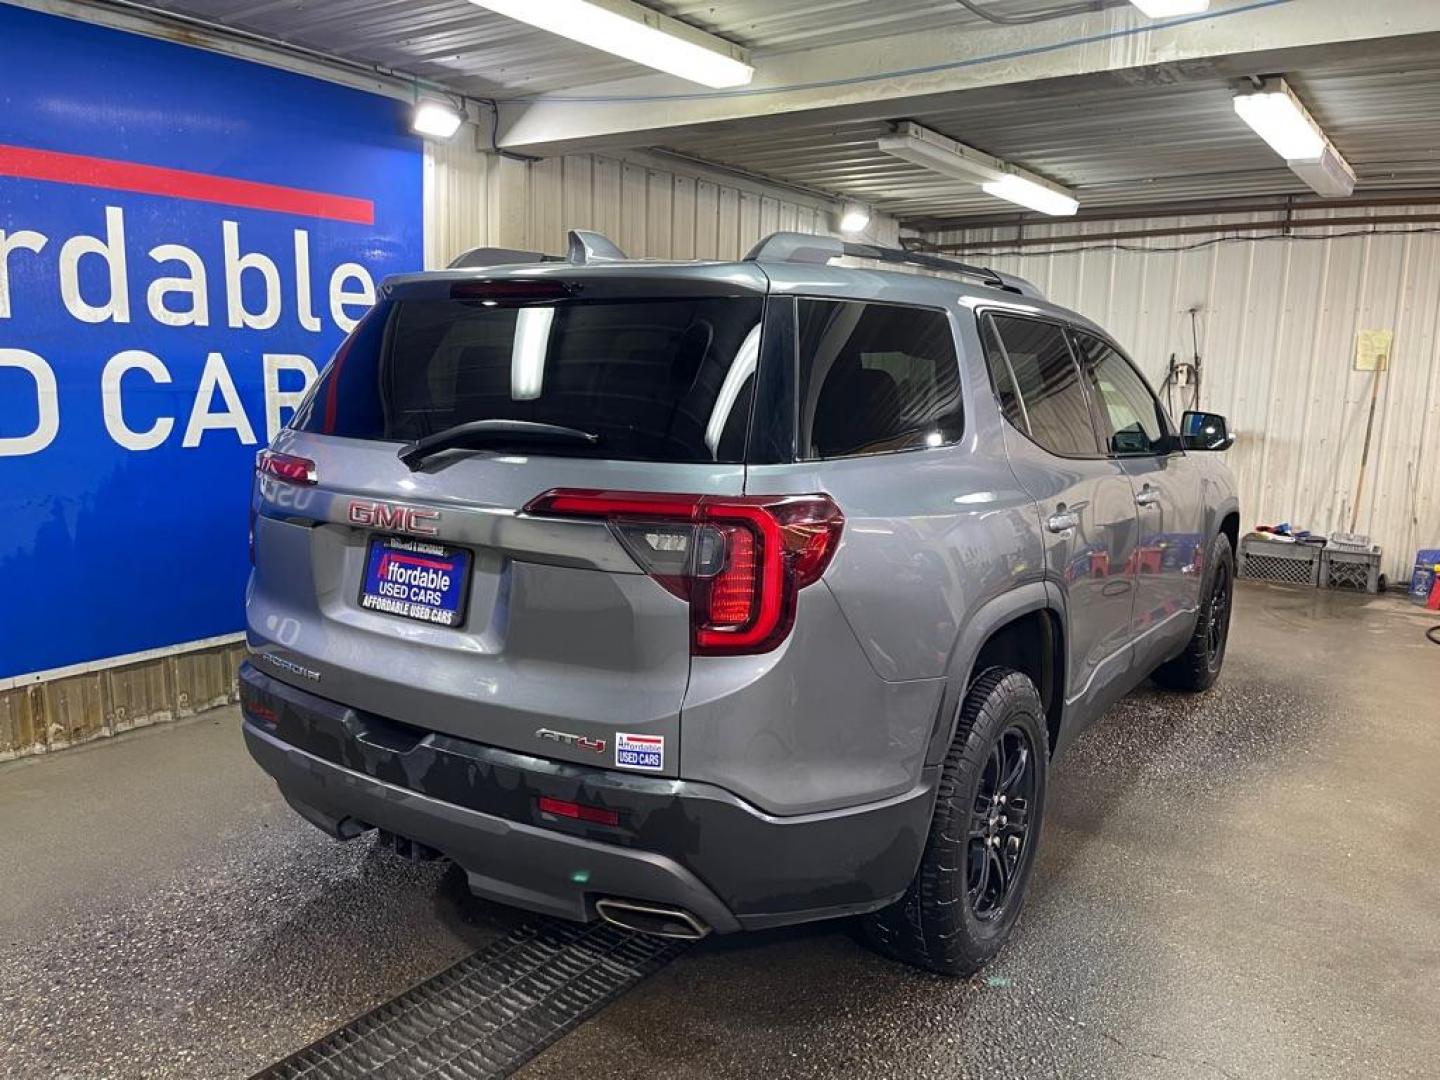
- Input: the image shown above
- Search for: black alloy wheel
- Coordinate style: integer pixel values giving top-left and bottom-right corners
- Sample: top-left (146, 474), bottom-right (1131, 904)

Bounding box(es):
top-left (1205, 557), bottom-right (1232, 669)
top-left (968, 723), bottom-right (1037, 920)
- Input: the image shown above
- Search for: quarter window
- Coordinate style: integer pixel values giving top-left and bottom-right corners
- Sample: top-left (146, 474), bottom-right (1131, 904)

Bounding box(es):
top-left (797, 299), bottom-right (962, 460)
top-left (986, 315), bottom-right (1101, 457)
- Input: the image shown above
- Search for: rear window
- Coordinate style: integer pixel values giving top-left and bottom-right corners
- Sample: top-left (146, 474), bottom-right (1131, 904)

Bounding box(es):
top-left (295, 296), bottom-right (765, 463)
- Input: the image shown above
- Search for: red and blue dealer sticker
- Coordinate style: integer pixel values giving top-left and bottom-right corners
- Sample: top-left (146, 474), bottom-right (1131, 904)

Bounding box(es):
top-left (615, 733), bottom-right (664, 772)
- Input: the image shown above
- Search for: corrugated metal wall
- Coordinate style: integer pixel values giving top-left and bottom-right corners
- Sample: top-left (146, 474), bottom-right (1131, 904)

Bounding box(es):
top-left (426, 138), bottom-right (897, 269)
top-left (929, 209), bottom-right (1440, 583)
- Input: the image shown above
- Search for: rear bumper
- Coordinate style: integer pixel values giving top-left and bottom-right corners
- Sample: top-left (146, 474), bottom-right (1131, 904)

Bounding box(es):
top-left (239, 662), bottom-right (937, 932)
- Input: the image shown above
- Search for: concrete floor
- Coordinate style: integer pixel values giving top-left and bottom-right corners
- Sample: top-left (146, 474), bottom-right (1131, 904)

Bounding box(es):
top-left (2, 581), bottom-right (1438, 1079)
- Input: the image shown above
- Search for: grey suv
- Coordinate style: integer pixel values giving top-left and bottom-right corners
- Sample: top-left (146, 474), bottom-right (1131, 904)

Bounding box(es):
top-left (241, 230), bottom-right (1238, 975)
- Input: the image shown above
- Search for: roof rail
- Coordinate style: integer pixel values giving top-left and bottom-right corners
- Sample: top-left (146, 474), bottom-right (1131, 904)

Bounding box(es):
top-left (743, 231), bottom-right (1042, 299)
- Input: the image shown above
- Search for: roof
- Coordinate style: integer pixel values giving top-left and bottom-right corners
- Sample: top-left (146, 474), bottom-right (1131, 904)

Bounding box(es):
top-left (659, 34), bottom-right (1440, 227)
top-left (138, 0), bottom-right (1069, 97)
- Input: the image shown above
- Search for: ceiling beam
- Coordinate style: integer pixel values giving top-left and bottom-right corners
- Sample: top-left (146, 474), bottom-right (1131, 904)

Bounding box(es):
top-left (495, 0), bottom-right (1440, 156)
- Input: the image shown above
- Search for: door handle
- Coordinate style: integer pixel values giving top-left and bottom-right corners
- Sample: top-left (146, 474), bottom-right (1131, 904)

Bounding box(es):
top-left (1135, 486), bottom-right (1161, 507)
top-left (1046, 510), bottom-right (1080, 533)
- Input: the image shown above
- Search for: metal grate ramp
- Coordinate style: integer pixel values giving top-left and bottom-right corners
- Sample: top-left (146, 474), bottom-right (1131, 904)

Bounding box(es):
top-left (251, 920), bottom-right (688, 1080)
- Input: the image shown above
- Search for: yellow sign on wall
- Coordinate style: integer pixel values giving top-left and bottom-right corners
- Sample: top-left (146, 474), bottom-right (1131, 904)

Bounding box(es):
top-left (1355, 329), bottom-right (1393, 371)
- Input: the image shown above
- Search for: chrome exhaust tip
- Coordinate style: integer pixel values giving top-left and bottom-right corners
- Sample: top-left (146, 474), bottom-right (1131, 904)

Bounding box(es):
top-left (595, 898), bottom-right (710, 941)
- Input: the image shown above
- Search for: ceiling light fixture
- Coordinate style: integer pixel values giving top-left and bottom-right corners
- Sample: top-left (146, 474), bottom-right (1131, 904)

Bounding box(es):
top-left (876, 121), bottom-right (1079, 217)
top-left (468, 0), bottom-right (754, 89)
top-left (1129, 0), bottom-right (1211, 16)
top-left (1234, 77), bottom-right (1355, 197)
top-left (411, 99), bottom-right (464, 140)
top-left (1233, 79), bottom-right (1325, 160)
top-left (1288, 145), bottom-right (1356, 198)
top-left (838, 203), bottom-right (871, 234)
top-left (981, 174), bottom-right (1080, 217)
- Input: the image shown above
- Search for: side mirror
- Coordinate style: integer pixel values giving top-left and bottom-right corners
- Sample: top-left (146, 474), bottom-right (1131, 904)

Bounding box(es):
top-left (1181, 410), bottom-right (1234, 451)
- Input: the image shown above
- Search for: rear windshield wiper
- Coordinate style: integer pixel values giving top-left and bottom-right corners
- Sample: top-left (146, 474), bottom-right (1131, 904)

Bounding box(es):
top-left (398, 420), bottom-right (599, 470)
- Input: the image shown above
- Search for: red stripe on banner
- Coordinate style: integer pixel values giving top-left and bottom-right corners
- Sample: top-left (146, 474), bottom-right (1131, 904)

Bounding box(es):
top-left (0, 143), bottom-right (374, 225)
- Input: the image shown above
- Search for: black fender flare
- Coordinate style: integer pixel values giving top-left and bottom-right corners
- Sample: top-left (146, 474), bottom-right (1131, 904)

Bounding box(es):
top-left (924, 581), bottom-right (1060, 766)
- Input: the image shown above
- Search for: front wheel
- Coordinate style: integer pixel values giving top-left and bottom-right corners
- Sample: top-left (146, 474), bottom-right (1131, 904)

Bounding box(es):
top-left (1152, 530), bottom-right (1234, 692)
top-left (861, 667), bottom-right (1049, 976)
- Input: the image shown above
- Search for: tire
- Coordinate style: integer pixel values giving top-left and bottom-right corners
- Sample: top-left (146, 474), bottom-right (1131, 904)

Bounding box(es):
top-left (861, 667), bottom-right (1049, 977)
top-left (1151, 530), bottom-right (1235, 692)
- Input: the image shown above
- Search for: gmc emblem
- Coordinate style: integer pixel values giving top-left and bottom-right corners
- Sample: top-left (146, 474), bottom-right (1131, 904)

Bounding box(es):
top-left (347, 500), bottom-right (440, 536)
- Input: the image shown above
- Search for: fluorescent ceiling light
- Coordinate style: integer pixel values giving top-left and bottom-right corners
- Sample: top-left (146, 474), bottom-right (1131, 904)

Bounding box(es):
top-left (982, 175), bottom-right (1080, 217)
top-left (510, 307), bottom-right (554, 401)
top-left (1288, 143), bottom-right (1356, 198)
top-left (1233, 76), bottom-right (1355, 197)
top-left (411, 100), bottom-right (464, 140)
top-left (468, 0), bottom-right (753, 89)
top-left (876, 121), bottom-right (1079, 217)
top-left (1129, 0), bottom-right (1211, 16)
top-left (1233, 79), bottom-right (1326, 161)
top-left (838, 203), bottom-right (870, 234)
top-left (876, 124), bottom-right (1004, 185)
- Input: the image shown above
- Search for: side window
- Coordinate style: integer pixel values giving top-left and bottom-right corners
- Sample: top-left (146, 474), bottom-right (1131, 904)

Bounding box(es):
top-left (979, 314), bottom-right (1028, 433)
top-left (1071, 332), bottom-right (1169, 456)
top-left (797, 299), bottom-right (962, 460)
top-left (988, 315), bottom-right (1101, 457)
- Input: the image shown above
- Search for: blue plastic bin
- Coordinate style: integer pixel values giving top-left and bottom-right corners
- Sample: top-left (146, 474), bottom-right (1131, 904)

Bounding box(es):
top-left (1411, 549), bottom-right (1440, 605)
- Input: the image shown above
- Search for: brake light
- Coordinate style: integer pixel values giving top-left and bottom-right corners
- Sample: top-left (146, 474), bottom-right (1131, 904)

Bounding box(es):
top-left (523, 489), bottom-right (844, 656)
top-left (449, 279), bottom-right (574, 303)
top-left (257, 449), bottom-right (316, 485)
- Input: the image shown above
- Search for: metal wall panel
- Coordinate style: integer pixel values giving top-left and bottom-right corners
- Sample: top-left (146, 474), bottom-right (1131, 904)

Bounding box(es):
top-left (425, 140), bottom-right (896, 269)
top-left (929, 210), bottom-right (1440, 583)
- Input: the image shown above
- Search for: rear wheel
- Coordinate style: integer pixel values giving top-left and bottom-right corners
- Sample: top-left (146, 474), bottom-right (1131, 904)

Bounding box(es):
top-left (861, 667), bottom-right (1048, 976)
top-left (1152, 530), bottom-right (1234, 692)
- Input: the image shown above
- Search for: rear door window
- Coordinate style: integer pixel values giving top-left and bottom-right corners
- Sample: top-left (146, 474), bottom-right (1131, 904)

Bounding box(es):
top-left (796, 299), bottom-right (962, 460)
top-left (985, 314), bottom-right (1101, 457)
top-left (295, 295), bottom-right (764, 463)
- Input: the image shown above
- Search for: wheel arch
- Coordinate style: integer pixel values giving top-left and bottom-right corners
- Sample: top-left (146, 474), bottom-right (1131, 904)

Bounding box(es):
top-left (1219, 508), bottom-right (1240, 555)
top-left (927, 583), bottom-right (1066, 764)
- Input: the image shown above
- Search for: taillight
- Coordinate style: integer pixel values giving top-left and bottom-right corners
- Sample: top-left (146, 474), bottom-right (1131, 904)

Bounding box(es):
top-left (523, 489), bottom-right (844, 656)
top-left (256, 449), bottom-right (316, 485)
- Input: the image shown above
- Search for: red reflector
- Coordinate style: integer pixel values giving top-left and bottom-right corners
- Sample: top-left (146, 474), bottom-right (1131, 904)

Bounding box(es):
top-left (257, 449), bottom-right (316, 485)
top-left (538, 796), bottom-right (620, 827)
top-left (244, 701), bottom-right (279, 726)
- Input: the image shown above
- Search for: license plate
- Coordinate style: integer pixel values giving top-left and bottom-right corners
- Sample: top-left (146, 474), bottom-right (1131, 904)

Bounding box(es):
top-left (359, 535), bottom-right (472, 628)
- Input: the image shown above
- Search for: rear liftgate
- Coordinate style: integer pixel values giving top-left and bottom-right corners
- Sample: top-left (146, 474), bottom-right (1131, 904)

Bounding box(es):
top-left (250, 919), bottom-right (688, 1080)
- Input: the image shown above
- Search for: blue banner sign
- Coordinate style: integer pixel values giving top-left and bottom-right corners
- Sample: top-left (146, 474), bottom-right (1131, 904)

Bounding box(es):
top-left (0, 7), bottom-right (424, 678)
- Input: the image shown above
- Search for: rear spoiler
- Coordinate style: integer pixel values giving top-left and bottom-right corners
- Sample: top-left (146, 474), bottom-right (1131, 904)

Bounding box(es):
top-left (744, 232), bottom-right (1042, 299)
